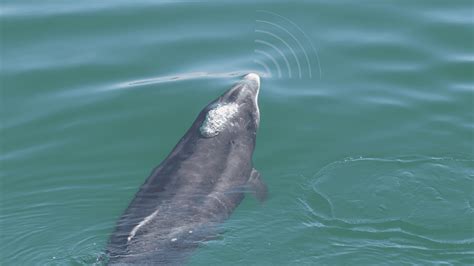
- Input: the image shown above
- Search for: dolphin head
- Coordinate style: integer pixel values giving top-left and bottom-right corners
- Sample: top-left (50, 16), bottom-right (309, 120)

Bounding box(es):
top-left (199, 73), bottom-right (261, 141)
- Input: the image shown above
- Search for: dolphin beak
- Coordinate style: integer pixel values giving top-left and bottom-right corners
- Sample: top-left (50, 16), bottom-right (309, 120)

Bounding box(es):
top-left (243, 73), bottom-right (261, 88)
top-left (220, 73), bottom-right (261, 107)
top-left (243, 73), bottom-right (260, 103)
top-left (243, 73), bottom-right (261, 124)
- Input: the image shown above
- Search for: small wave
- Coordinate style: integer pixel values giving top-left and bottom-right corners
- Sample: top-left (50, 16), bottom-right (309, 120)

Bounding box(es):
top-left (297, 154), bottom-right (474, 253)
top-left (115, 71), bottom-right (269, 89)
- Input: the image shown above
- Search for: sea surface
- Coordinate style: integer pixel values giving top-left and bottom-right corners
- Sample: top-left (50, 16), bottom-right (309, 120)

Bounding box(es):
top-left (1, 0), bottom-right (473, 265)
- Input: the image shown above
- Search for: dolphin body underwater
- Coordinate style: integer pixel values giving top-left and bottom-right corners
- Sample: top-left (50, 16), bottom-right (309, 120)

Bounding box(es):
top-left (106, 73), bottom-right (267, 265)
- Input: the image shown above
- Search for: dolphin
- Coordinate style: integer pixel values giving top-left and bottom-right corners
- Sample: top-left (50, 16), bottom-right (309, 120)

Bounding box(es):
top-left (106, 73), bottom-right (267, 265)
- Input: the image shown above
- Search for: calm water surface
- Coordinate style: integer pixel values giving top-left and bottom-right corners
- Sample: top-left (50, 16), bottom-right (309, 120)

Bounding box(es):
top-left (1, 0), bottom-right (473, 265)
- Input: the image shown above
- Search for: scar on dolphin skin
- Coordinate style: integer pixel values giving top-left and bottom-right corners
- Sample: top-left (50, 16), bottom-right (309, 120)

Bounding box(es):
top-left (200, 103), bottom-right (239, 138)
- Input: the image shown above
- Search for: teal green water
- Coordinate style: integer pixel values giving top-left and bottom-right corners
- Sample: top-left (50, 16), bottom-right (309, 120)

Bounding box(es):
top-left (1, 1), bottom-right (473, 265)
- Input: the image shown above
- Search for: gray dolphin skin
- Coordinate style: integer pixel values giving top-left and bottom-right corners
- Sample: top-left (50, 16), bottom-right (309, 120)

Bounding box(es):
top-left (106, 73), bottom-right (267, 265)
